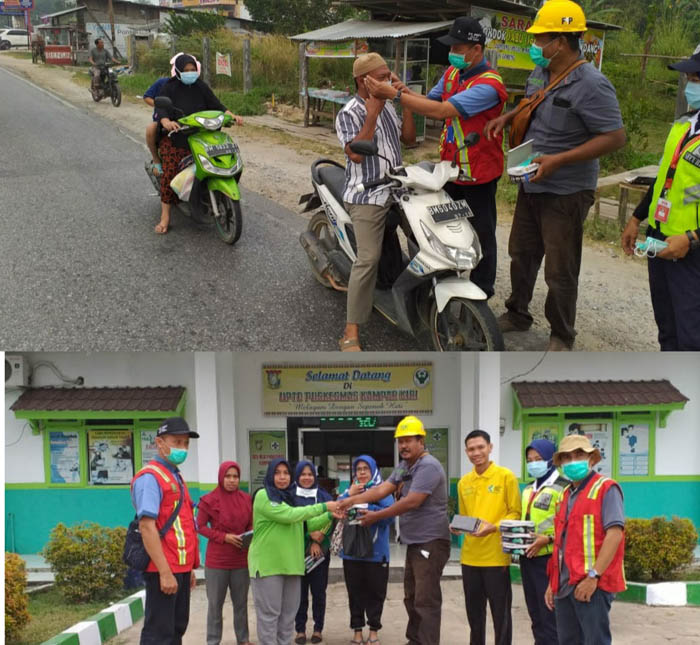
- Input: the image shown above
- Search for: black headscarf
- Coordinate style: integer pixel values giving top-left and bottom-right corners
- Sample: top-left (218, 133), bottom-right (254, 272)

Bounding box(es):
top-left (174, 53), bottom-right (196, 77)
top-left (292, 460), bottom-right (332, 506)
top-left (263, 458), bottom-right (296, 506)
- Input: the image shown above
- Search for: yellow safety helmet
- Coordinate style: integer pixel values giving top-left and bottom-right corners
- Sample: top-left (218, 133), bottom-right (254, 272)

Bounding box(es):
top-left (394, 415), bottom-right (426, 439)
top-left (527, 0), bottom-right (587, 34)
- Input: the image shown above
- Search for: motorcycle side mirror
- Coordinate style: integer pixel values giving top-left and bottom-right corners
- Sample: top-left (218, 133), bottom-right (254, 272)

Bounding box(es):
top-left (452, 132), bottom-right (481, 167)
top-left (154, 96), bottom-right (173, 111)
top-left (349, 140), bottom-right (379, 156)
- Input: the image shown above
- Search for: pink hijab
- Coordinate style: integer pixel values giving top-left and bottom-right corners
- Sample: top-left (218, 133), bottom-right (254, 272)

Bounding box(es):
top-left (198, 461), bottom-right (252, 532)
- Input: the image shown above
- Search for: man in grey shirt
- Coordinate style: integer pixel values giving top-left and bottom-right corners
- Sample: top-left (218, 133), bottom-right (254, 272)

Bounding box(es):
top-left (485, 2), bottom-right (626, 351)
top-left (338, 416), bottom-right (450, 645)
top-left (89, 38), bottom-right (119, 92)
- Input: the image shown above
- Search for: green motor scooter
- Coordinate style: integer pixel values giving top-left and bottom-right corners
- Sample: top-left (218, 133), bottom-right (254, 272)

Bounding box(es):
top-left (148, 96), bottom-right (243, 244)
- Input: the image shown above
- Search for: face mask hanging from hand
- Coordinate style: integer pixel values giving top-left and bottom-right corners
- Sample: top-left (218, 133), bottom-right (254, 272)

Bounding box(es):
top-left (685, 82), bottom-right (700, 109)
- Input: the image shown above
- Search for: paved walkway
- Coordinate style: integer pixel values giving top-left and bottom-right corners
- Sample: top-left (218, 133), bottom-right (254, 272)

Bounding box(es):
top-left (113, 579), bottom-right (700, 644)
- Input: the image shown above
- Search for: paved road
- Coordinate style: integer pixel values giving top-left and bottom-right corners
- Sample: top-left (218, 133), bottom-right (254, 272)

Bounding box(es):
top-left (0, 66), bottom-right (417, 351)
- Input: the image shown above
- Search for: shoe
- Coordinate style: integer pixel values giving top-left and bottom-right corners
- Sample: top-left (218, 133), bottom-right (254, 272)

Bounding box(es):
top-left (295, 635), bottom-right (307, 644)
top-left (497, 313), bottom-right (529, 333)
top-left (548, 336), bottom-right (572, 351)
top-left (311, 633), bottom-right (323, 644)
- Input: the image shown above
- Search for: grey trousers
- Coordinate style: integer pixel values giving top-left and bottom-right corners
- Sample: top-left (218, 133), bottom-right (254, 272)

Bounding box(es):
top-left (251, 574), bottom-right (302, 645)
top-left (205, 567), bottom-right (250, 645)
top-left (345, 201), bottom-right (391, 324)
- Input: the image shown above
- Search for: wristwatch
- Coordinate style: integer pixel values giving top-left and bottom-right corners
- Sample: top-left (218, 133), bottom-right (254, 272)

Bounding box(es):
top-left (393, 89), bottom-right (403, 105)
top-left (587, 568), bottom-right (601, 579)
top-left (686, 230), bottom-right (700, 252)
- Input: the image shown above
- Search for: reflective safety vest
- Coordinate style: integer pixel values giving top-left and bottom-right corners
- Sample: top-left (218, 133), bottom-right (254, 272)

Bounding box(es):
top-left (648, 116), bottom-right (700, 237)
top-left (439, 65), bottom-right (508, 186)
top-left (131, 460), bottom-right (199, 573)
top-left (521, 475), bottom-right (569, 556)
top-left (549, 473), bottom-right (626, 594)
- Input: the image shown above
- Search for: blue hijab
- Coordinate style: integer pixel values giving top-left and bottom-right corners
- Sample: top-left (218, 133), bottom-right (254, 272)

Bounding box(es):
top-left (263, 458), bottom-right (296, 506)
top-left (352, 454), bottom-right (383, 488)
top-left (525, 439), bottom-right (557, 485)
top-left (293, 460), bottom-right (332, 506)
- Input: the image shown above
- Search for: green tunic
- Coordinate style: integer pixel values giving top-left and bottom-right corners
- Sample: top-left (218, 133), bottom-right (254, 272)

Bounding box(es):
top-left (248, 488), bottom-right (330, 578)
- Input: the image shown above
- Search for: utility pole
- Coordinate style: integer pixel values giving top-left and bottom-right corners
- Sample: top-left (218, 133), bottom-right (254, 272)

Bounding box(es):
top-left (108, 0), bottom-right (115, 55)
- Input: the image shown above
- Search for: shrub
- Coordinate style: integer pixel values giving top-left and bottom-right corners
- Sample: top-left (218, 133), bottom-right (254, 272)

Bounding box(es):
top-left (43, 522), bottom-right (128, 603)
top-left (625, 516), bottom-right (698, 582)
top-left (5, 553), bottom-right (30, 642)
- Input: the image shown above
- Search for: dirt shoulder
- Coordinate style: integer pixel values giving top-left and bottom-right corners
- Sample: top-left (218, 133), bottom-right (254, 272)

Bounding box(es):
top-left (0, 53), bottom-right (659, 351)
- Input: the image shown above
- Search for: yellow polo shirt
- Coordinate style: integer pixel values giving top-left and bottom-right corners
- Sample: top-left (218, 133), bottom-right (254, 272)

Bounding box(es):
top-left (457, 462), bottom-right (521, 566)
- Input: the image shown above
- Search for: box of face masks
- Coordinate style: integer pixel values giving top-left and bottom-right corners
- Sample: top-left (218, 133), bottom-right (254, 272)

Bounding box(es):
top-left (507, 139), bottom-right (539, 183)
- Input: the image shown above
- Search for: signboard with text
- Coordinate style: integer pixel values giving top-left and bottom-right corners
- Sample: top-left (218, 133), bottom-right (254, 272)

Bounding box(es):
top-left (262, 363), bottom-right (433, 416)
top-left (471, 6), bottom-right (605, 70)
top-left (248, 430), bottom-right (287, 490)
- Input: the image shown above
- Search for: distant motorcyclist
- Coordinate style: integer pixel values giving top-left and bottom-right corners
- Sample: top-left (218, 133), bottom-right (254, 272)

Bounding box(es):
top-left (89, 38), bottom-right (119, 93)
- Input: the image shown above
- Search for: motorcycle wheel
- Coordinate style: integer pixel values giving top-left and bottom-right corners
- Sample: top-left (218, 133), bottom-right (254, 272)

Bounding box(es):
top-left (91, 89), bottom-right (101, 102)
top-left (111, 85), bottom-right (122, 107)
top-left (307, 210), bottom-right (339, 289)
top-left (212, 192), bottom-right (242, 245)
top-left (429, 297), bottom-right (504, 351)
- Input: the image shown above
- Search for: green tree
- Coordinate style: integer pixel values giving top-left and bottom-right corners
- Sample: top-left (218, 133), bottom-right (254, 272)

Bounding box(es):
top-left (244, 0), bottom-right (357, 35)
top-left (162, 10), bottom-right (226, 37)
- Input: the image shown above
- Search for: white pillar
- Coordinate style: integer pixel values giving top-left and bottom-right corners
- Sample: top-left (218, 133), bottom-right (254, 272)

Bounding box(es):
top-left (475, 353), bottom-right (502, 463)
top-left (458, 355), bottom-right (474, 478)
top-left (194, 352), bottom-right (221, 485)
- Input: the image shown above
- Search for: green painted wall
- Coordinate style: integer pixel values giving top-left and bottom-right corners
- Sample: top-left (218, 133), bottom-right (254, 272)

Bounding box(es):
top-left (618, 480), bottom-right (700, 527)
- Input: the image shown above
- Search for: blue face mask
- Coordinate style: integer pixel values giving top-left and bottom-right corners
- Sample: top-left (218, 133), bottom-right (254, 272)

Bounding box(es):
top-left (179, 71), bottom-right (199, 85)
top-left (562, 459), bottom-right (590, 481)
top-left (685, 82), bottom-right (700, 109)
top-left (526, 460), bottom-right (549, 479)
top-left (167, 447), bottom-right (188, 465)
top-left (448, 52), bottom-right (471, 70)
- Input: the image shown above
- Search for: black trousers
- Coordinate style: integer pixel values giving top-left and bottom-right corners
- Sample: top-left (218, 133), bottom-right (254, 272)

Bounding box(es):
top-left (444, 178), bottom-right (500, 299)
top-left (520, 555), bottom-right (558, 645)
top-left (343, 558), bottom-right (390, 631)
top-left (141, 571), bottom-right (192, 645)
top-left (296, 554), bottom-right (330, 633)
top-left (504, 188), bottom-right (595, 346)
top-left (461, 564), bottom-right (512, 645)
top-left (647, 235), bottom-right (700, 350)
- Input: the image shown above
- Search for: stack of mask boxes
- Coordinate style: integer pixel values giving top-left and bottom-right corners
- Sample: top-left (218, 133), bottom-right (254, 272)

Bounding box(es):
top-left (500, 519), bottom-right (536, 560)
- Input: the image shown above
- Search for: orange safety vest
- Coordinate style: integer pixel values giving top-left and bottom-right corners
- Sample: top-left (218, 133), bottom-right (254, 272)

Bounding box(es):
top-left (131, 460), bottom-right (199, 573)
top-left (439, 65), bottom-right (508, 186)
top-left (549, 472), bottom-right (626, 594)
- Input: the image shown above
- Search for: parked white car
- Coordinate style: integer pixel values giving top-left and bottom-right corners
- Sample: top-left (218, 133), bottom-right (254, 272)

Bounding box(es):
top-left (0, 28), bottom-right (29, 49)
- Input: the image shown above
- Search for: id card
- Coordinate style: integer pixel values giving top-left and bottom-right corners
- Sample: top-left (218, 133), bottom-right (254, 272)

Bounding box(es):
top-left (654, 198), bottom-right (671, 223)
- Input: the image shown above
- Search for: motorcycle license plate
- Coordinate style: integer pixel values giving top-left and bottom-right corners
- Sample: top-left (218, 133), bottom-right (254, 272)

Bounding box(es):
top-left (206, 143), bottom-right (237, 156)
top-left (428, 199), bottom-right (472, 223)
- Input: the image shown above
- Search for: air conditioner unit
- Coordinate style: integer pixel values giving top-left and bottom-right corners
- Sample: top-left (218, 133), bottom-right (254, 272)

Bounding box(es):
top-left (5, 355), bottom-right (28, 387)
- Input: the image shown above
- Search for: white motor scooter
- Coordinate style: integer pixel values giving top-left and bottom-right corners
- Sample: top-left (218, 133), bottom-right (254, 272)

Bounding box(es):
top-left (299, 135), bottom-right (504, 351)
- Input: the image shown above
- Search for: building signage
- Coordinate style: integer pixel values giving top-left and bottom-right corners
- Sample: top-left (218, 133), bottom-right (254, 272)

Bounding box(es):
top-left (424, 427), bottom-right (448, 487)
top-left (262, 363), bottom-right (433, 416)
top-left (216, 51), bottom-right (231, 76)
top-left (305, 40), bottom-right (369, 58)
top-left (88, 429), bottom-right (134, 485)
top-left (471, 6), bottom-right (605, 70)
top-left (248, 430), bottom-right (287, 490)
top-left (45, 45), bottom-right (72, 64)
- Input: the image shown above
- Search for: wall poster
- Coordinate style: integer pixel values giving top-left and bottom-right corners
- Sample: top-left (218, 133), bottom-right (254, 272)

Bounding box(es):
top-left (49, 431), bottom-right (81, 484)
top-left (88, 429), bottom-right (134, 485)
top-left (619, 423), bottom-right (650, 476)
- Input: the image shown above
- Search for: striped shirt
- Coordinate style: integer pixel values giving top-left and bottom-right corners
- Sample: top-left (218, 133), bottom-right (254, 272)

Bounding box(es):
top-left (336, 95), bottom-right (403, 205)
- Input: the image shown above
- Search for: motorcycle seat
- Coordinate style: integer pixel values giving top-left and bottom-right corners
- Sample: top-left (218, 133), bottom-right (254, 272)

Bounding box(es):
top-left (317, 165), bottom-right (346, 206)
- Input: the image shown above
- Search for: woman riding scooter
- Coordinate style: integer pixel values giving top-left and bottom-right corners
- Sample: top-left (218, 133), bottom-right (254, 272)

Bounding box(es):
top-left (154, 53), bottom-right (244, 235)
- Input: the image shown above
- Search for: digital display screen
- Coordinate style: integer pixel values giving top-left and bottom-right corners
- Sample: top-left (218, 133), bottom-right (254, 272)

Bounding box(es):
top-left (319, 416), bottom-right (379, 430)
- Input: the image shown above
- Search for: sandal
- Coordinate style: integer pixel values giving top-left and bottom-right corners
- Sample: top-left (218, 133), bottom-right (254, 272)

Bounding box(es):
top-left (294, 635), bottom-right (307, 645)
top-left (149, 161), bottom-right (163, 177)
top-left (311, 634), bottom-right (323, 644)
top-left (339, 337), bottom-right (362, 352)
top-left (350, 631), bottom-right (364, 644)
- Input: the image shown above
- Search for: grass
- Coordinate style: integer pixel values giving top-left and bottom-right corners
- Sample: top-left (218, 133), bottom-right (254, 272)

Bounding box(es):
top-left (9, 586), bottom-right (135, 645)
top-left (2, 50), bottom-right (31, 59)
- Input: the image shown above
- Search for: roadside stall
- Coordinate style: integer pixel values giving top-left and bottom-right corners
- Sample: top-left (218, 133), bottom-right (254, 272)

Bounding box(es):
top-left (39, 6), bottom-right (89, 65)
top-left (291, 18), bottom-right (453, 140)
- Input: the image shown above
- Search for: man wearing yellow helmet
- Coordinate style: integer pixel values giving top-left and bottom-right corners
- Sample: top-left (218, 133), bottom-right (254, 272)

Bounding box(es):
top-left (338, 415), bottom-right (450, 645)
top-left (485, 0), bottom-right (626, 351)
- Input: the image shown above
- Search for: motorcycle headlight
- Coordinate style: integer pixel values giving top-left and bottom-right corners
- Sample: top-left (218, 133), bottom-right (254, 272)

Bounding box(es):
top-left (419, 221), bottom-right (480, 270)
top-left (197, 154), bottom-right (237, 177)
top-left (195, 114), bottom-right (225, 130)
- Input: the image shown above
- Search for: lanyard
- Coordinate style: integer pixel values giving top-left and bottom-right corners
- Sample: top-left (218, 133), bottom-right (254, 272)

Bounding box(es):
top-left (662, 125), bottom-right (700, 196)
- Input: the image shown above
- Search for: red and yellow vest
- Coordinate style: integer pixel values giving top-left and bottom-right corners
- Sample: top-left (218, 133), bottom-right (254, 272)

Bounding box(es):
top-left (549, 472), bottom-right (626, 594)
top-left (131, 460), bottom-right (199, 573)
top-left (439, 65), bottom-right (508, 186)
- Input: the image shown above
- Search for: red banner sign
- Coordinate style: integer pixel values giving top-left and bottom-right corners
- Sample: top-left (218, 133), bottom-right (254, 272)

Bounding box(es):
top-left (45, 45), bottom-right (72, 64)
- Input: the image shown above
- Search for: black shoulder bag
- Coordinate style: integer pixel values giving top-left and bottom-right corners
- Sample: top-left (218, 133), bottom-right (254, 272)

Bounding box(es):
top-left (123, 477), bottom-right (184, 571)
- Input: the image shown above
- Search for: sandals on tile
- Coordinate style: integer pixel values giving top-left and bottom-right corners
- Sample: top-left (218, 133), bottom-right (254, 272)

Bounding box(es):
top-left (339, 336), bottom-right (362, 352)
